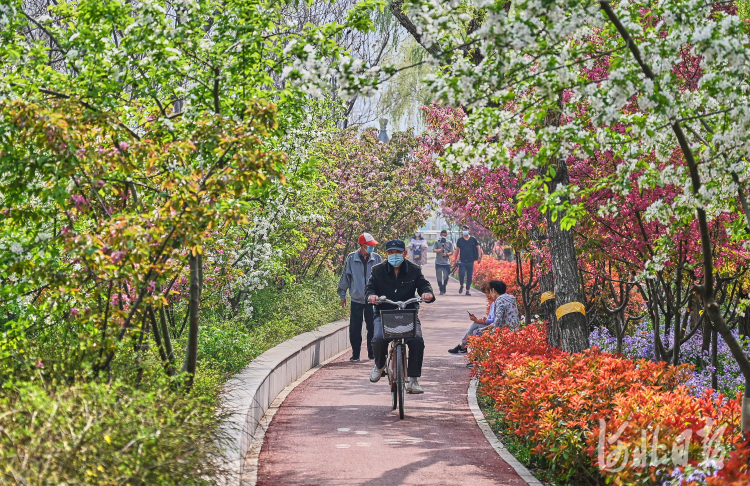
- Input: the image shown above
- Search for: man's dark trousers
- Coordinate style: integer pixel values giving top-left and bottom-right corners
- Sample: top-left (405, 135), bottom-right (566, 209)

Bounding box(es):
top-left (435, 264), bottom-right (451, 293)
top-left (349, 302), bottom-right (374, 359)
top-left (458, 262), bottom-right (474, 291)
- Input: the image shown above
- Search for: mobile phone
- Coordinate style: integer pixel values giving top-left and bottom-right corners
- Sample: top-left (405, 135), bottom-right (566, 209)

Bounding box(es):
top-left (467, 311), bottom-right (474, 317)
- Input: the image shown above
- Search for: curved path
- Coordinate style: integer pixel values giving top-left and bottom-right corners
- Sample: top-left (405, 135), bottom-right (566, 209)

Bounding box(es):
top-left (256, 264), bottom-right (530, 485)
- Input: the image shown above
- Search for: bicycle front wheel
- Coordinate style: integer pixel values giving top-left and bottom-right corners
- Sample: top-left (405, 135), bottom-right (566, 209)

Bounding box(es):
top-left (397, 343), bottom-right (405, 419)
top-left (387, 344), bottom-right (397, 410)
top-left (391, 359), bottom-right (397, 410)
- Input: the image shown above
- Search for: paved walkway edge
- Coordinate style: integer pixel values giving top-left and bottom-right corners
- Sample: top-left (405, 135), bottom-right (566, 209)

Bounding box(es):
top-left (219, 317), bottom-right (356, 485)
top-left (467, 379), bottom-right (544, 486)
top-left (242, 347), bottom-right (351, 485)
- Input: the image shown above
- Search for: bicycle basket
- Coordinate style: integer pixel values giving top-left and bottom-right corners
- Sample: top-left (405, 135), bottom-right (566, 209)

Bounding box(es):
top-left (380, 309), bottom-right (418, 338)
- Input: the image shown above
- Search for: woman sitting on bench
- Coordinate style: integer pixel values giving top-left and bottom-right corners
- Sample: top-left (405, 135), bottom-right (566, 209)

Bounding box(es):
top-left (448, 280), bottom-right (519, 354)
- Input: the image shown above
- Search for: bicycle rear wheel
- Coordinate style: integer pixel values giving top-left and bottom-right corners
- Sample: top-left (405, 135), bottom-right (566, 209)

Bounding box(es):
top-left (396, 343), bottom-right (405, 419)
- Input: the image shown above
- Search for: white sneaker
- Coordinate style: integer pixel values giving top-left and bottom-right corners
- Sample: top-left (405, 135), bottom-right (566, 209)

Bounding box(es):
top-left (406, 378), bottom-right (424, 394)
top-left (370, 365), bottom-right (385, 383)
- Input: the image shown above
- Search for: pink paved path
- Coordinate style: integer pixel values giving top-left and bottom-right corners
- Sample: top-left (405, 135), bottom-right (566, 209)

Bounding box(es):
top-left (257, 264), bottom-right (528, 485)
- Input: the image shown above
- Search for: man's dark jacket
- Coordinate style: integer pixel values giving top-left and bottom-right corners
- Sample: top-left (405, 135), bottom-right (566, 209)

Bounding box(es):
top-left (365, 259), bottom-right (434, 313)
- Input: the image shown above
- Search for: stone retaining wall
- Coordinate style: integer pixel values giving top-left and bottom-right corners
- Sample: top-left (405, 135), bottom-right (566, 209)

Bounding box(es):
top-left (220, 318), bottom-right (352, 484)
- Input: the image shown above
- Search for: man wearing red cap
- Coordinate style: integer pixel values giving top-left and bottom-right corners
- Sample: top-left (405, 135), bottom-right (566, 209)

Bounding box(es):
top-left (337, 233), bottom-right (383, 361)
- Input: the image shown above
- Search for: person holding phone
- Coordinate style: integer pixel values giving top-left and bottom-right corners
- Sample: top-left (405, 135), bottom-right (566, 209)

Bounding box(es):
top-left (448, 280), bottom-right (519, 354)
top-left (448, 294), bottom-right (493, 354)
top-left (433, 230), bottom-right (454, 295)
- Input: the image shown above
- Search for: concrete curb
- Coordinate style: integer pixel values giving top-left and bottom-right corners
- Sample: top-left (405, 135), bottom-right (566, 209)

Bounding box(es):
top-left (467, 379), bottom-right (544, 486)
top-left (219, 317), bottom-right (353, 485)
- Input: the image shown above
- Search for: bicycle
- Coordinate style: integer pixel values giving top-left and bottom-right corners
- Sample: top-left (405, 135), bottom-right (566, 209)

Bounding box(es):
top-left (408, 242), bottom-right (427, 267)
top-left (376, 295), bottom-right (422, 419)
top-left (410, 246), bottom-right (423, 266)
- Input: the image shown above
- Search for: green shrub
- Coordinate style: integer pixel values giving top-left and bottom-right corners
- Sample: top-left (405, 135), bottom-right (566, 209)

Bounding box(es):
top-left (198, 317), bottom-right (258, 376)
top-left (0, 379), bottom-right (227, 486)
top-left (0, 272), bottom-right (346, 485)
top-left (246, 272), bottom-right (346, 331)
top-left (196, 272), bottom-right (346, 380)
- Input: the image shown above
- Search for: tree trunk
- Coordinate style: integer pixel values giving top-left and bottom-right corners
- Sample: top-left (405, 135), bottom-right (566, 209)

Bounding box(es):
top-left (652, 296), bottom-right (665, 361)
top-left (739, 289), bottom-right (750, 338)
top-left (154, 282), bottom-right (176, 372)
top-left (540, 272), bottom-right (560, 347)
top-left (149, 306), bottom-right (175, 376)
top-left (182, 253), bottom-right (202, 388)
top-left (711, 326), bottom-right (718, 390)
top-left (702, 309), bottom-right (712, 352)
top-left (547, 214), bottom-right (589, 353)
top-left (149, 306), bottom-right (171, 375)
top-left (616, 314), bottom-right (624, 354)
top-left (516, 253), bottom-right (538, 327)
top-left (672, 309), bottom-right (688, 365)
top-left (158, 305), bottom-right (175, 369)
top-left (135, 312), bottom-right (148, 386)
top-left (542, 92), bottom-right (589, 354)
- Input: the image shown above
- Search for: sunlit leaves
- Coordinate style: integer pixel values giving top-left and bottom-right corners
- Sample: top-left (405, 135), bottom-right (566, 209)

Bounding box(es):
top-left (0, 95), bottom-right (284, 375)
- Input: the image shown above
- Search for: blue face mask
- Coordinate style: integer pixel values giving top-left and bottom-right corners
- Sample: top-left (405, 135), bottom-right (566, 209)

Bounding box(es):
top-left (387, 253), bottom-right (404, 267)
top-left (462, 231), bottom-right (469, 236)
top-left (366, 246), bottom-right (374, 254)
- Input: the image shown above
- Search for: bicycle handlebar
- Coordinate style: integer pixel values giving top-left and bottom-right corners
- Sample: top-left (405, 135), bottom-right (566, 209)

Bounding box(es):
top-left (377, 296), bottom-right (423, 309)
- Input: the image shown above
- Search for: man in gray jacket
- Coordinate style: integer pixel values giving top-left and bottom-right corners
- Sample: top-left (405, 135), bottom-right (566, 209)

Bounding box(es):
top-left (338, 233), bottom-right (383, 361)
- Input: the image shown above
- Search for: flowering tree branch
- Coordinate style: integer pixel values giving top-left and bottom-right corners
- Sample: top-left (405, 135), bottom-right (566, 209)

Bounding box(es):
top-left (599, 0), bottom-right (750, 387)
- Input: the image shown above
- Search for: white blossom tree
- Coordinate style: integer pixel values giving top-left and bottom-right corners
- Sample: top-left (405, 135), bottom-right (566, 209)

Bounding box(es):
top-left (398, 0), bottom-right (750, 396)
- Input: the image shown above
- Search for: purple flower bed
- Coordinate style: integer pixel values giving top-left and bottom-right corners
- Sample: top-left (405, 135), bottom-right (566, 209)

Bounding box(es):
top-left (589, 321), bottom-right (748, 397)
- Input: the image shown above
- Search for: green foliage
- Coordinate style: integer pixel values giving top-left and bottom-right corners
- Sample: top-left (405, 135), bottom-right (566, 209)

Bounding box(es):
top-left (0, 379), bottom-right (226, 486)
top-left (0, 1), bottom-right (418, 484)
top-left (739, 0), bottom-right (750, 21)
top-left (196, 272), bottom-right (347, 382)
top-left (0, 0), bottom-right (375, 382)
top-left (0, 272), bottom-right (346, 485)
top-left (247, 273), bottom-right (347, 336)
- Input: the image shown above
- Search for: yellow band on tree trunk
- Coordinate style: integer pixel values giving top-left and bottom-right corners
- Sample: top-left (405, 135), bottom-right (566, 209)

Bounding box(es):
top-left (541, 291), bottom-right (555, 304)
top-left (556, 301), bottom-right (586, 320)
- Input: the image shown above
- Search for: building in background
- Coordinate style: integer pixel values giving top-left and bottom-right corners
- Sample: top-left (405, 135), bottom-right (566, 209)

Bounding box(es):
top-left (417, 206), bottom-right (462, 243)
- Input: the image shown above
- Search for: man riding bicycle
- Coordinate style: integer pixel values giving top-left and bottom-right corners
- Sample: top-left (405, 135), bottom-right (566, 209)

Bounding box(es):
top-left (366, 239), bottom-right (434, 394)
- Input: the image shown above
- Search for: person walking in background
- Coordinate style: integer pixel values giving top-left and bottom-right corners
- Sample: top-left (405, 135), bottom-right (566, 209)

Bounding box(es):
top-left (338, 233), bottom-right (382, 362)
top-left (408, 232), bottom-right (428, 266)
top-left (454, 225), bottom-right (482, 296)
top-left (491, 241), bottom-right (504, 260)
top-left (433, 229), bottom-right (454, 295)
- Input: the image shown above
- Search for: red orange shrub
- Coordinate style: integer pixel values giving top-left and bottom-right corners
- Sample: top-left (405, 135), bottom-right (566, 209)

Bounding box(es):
top-left (468, 323), bottom-right (746, 485)
top-left (472, 257), bottom-right (527, 296)
top-left (703, 442), bottom-right (750, 485)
